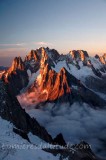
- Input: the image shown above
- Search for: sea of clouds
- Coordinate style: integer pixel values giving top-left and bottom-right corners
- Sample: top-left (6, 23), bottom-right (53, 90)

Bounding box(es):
top-left (24, 102), bottom-right (106, 158)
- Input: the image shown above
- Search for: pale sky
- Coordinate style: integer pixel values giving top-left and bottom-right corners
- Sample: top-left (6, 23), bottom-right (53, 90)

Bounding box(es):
top-left (0, 0), bottom-right (106, 66)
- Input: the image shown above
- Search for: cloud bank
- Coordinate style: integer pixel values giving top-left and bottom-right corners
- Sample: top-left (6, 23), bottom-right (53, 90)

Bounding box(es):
top-left (23, 102), bottom-right (106, 158)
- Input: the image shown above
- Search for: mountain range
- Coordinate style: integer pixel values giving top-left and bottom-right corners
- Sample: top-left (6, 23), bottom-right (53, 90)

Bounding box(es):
top-left (1, 47), bottom-right (106, 104)
top-left (0, 47), bottom-right (106, 160)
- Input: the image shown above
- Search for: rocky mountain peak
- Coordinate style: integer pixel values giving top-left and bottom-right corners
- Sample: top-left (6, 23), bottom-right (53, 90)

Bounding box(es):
top-left (95, 53), bottom-right (106, 65)
top-left (9, 57), bottom-right (25, 73)
top-left (28, 66), bottom-right (71, 103)
top-left (24, 47), bottom-right (59, 74)
top-left (99, 53), bottom-right (106, 64)
top-left (40, 47), bottom-right (55, 73)
top-left (69, 50), bottom-right (89, 61)
top-left (25, 50), bottom-right (41, 62)
top-left (95, 54), bottom-right (100, 59)
top-left (1, 57), bottom-right (28, 96)
top-left (45, 47), bottom-right (60, 63)
top-left (58, 67), bottom-right (71, 96)
top-left (24, 50), bottom-right (41, 73)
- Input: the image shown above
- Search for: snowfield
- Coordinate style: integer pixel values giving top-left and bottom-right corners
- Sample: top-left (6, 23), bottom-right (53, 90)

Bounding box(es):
top-left (0, 118), bottom-right (60, 160)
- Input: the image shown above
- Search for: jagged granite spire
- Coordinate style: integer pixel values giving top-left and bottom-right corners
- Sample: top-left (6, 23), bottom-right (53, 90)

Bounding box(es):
top-left (1, 57), bottom-right (29, 95)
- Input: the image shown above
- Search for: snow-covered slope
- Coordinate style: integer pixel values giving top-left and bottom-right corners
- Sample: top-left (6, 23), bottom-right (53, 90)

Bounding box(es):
top-left (54, 60), bottom-right (95, 81)
top-left (0, 118), bottom-right (59, 160)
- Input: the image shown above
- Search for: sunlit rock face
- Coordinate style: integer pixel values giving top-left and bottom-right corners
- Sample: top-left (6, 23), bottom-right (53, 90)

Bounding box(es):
top-left (26, 61), bottom-right (106, 107)
top-left (95, 53), bottom-right (106, 65)
top-left (40, 48), bottom-right (49, 75)
top-left (69, 50), bottom-right (89, 61)
top-left (1, 57), bottom-right (28, 96)
top-left (99, 53), bottom-right (106, 65)
top-left (25, 50), bottom-right (41, 61)
top-left (9, 57), bottom-right (25, 72)
top-left (40, 66), bottom-right (71, 102)
top-left (24, 47), bottom-right (59, 73)
top-left (28, 65), bottom-right (72, 104)
top-left (24, 50), bottom-right (41, 73)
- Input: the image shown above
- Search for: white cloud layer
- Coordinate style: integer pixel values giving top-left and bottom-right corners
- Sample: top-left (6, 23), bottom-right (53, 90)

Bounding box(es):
top-left (23, 102), bottom-right (106, 158)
